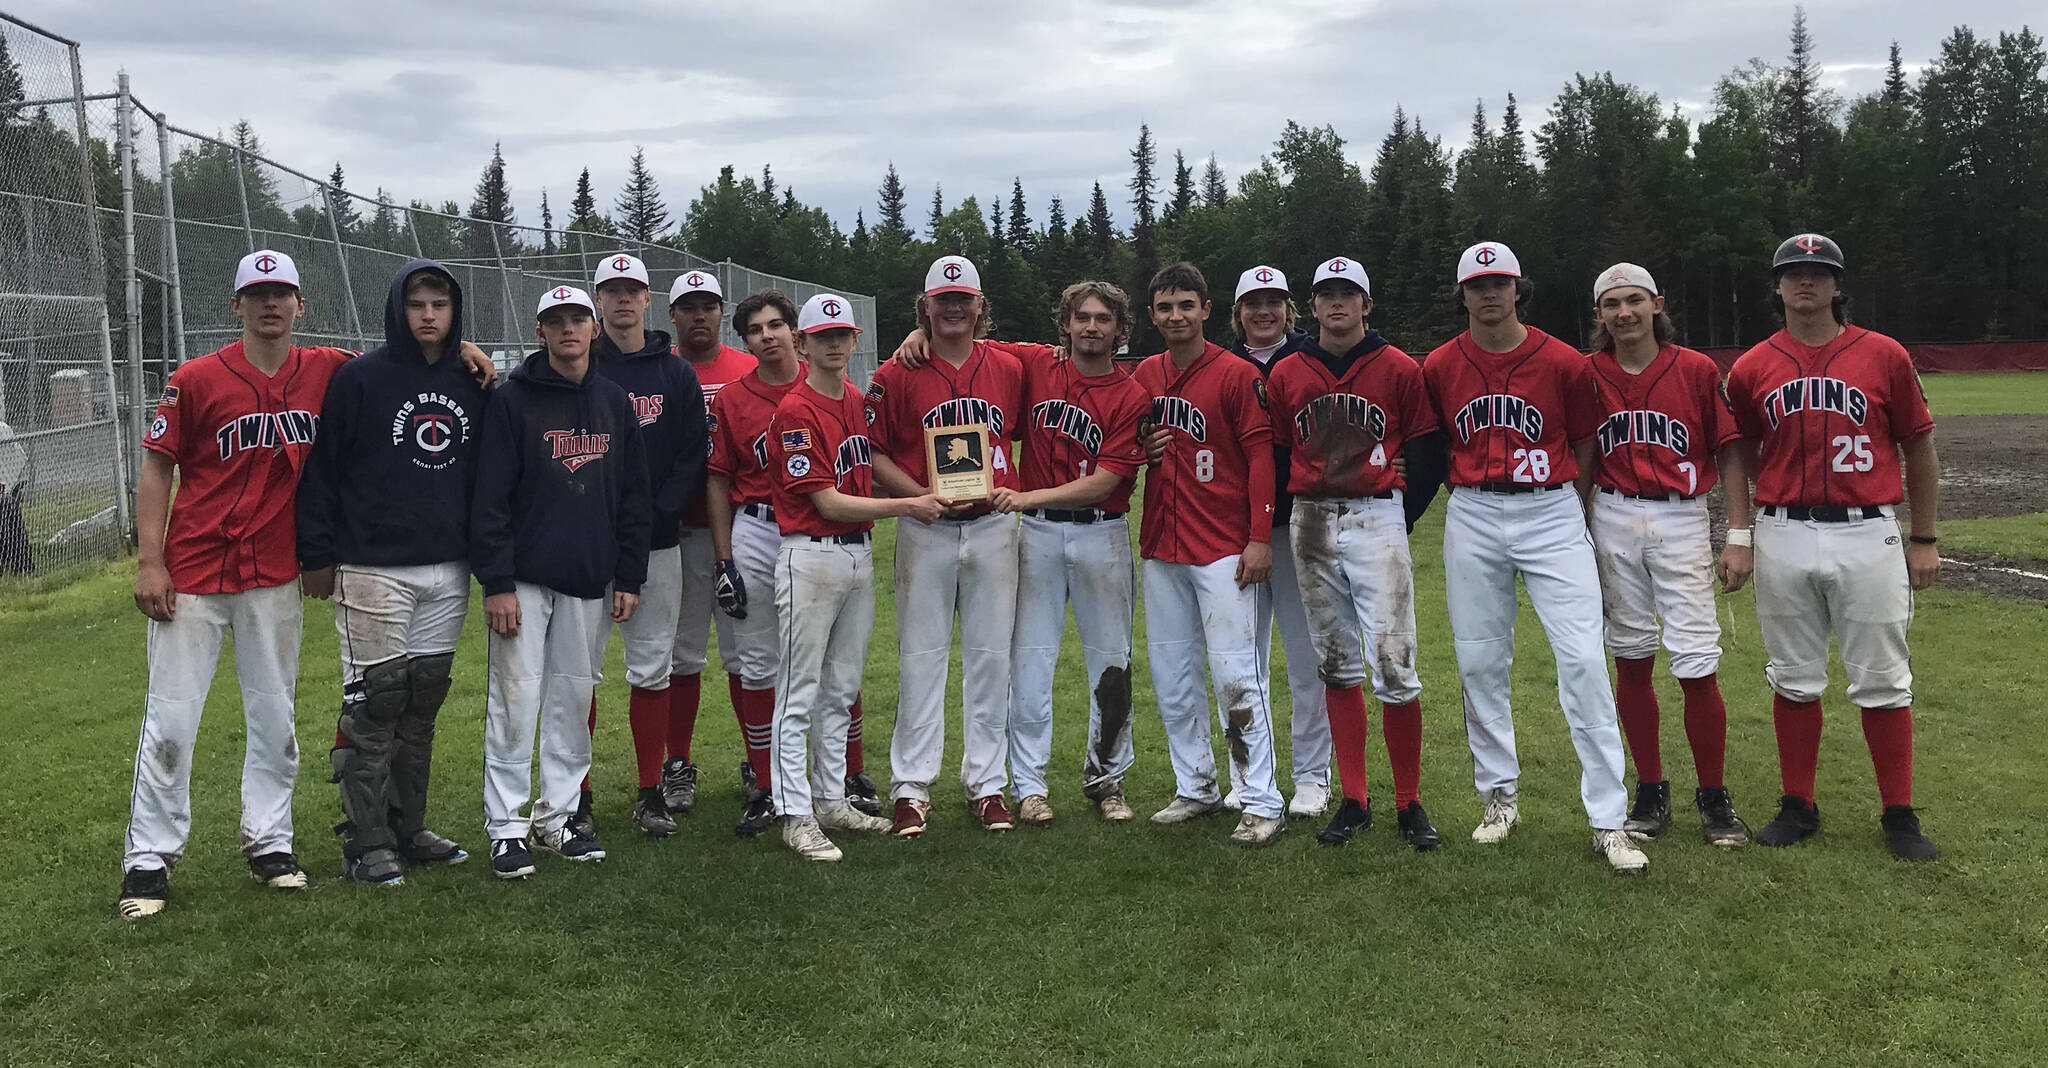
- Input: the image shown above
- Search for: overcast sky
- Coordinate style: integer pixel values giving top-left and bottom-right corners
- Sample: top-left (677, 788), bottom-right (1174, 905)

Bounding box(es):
top-left (15, 1), bottom-right (2043, 239)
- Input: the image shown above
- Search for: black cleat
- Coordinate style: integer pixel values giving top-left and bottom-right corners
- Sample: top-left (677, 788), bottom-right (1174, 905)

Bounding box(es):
top-left (660, 758), bottom-right (699, 814)
top-left (634, 786), bottom-right (678, 837)
top-left (345, 847), bottom-right (406, 887)
top-left (734, 789), bottom-right (777, 837)
top-left (1696, 786), bottom-right (1750, 847)
top-left (1756, 794), bottom-right (1821, 847)
top-left (248, 851), bottom-right (308, 890)
top-left (117, 867), bottom-right (169, 919)
top-left (490, 838), bottom-right (535, 880)
top-left (1623, 780), bottom-right (1671, 840)
top-left (739, 760), bottom-right (759, 795)
top-left (568, 789), bottom-right (596, 841)
top-left (1315, 797), bottom-right (1372, 845)
top-left (1880, 805), bottom-right (1938, 862)
top-left (847, 772), bottom-right (883, 817)
top-left (402, 828), bottom-right (470, 866)
top-left (1396, 800), bottom-right (1443, 851)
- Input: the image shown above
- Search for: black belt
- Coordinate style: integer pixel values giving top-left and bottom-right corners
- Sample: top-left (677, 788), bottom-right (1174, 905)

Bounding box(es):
top-left (1763, 504), bottom-right (1886, 523)
top-left (1023, 508), bottom-right (1126, 524)
top-left (1472, 482), bottom-right (1567, 495)
top-left (804, 532), bottom-right (869, 545)
top-left (1298, 491), bottom-right (1396, 504)
top-left (741, 502), bottom-right (776, 522)
top-left (938, 508), bottom-right (995, 522)
top-left (1598, 486), bottom-right (1695, 502)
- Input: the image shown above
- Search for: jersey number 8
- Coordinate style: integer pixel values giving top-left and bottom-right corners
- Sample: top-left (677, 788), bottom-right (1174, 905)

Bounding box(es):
top-left (1511, 448), bottom-right (1552, 484)
top-left (1194, 449), bottom-right (1215, 482)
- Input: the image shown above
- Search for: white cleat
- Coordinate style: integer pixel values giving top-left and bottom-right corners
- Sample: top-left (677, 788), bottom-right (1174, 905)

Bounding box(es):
top-left (1595, 828), bottom-right (1650, 874)
top-left (1222, 787), bottom-right (1247, 812)
top-left (1288, 781), bottom-right (1331, 818)
top-left (1471, 789), bottom-right (1520, 844)
top-left (1098, 791), bottom-right (1135, 823)
top-left (816, 803), bottom-right (892, 835)
top-left (783, 816), bottom-right (844, 862)
top-left (1016, 794), bottom-right (1055, 825)
top-left (1229, 812), bottom-right (1288, 848)
top-left (1150, 796), bottom-right (1226, 825)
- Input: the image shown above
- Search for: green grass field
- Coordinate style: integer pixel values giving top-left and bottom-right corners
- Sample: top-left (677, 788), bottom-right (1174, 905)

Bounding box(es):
top-left (1916, 370), bottom-right (2048, 417)
top-left (4, 373), bottom-right (2047, 1065)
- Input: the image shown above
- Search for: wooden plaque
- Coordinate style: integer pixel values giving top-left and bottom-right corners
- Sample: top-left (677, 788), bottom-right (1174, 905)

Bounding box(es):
top-left (924, 423), bottom-right (992, 502)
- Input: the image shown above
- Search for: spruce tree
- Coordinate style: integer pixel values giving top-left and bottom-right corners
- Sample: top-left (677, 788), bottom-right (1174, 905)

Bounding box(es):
top-left (614, 146), bottom-right (670, 241)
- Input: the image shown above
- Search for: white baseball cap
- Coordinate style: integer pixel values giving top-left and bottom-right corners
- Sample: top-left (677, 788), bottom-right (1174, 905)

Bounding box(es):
top-left (668, 268), bottom-right (724, 305)
top-left (1234, 265), bottom-right (1289, 302)
top-left (1311, 256), bottom-right (1371, 296)
top-left (798, 293), bottom-right (860, 334)
top-left (924, 255), bottom-right (982, 296)
top-left (1593, 262), bottom-right (1659, 302)
top-left (594, 253), bottom-right (649, 290)
top-left (1457, 241), bottom-right (1522, 284)
top-left (234, 250), bottom-right (300, 292)
top-left (536, 284), bottom-right (596, 319)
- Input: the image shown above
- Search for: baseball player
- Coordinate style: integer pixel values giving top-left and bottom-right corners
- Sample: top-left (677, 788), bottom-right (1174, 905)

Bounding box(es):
top-left (1420, 241), bottom-right (1647, 873)
top-left (581, 254), bottom-right (707, 840)
top-left (472, 285), bottom-right (651, 879)
top-left (1226, 264), bottom-right (1332, 820)
top-left (296, 259), bottom-right (486, 886)
top-left (768, 294), bottom-right (950, 860)
top-left (1722, 233), bottom-right (1940, 861)
top-left (865, 255), bottom-right (1026, 836)
top-left (1267, 256), bottom-right (1444, 850)
top-left (1584, 263), bottom-right (1750, 847)
top-left (1134, 261), bottom-right (1287, 847)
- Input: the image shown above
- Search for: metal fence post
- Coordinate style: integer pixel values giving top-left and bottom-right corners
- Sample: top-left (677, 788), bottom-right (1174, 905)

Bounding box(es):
top-left (66, 42), bottom-right (131, 528)
top-left (321, 185), bottom-right (367, 349)
top-left (405, 205), bottom-right (425, 258)
top-left (94, 301), bottom-right (132, 539)
top-left (232, 141), bottom-right (254, 246)
top-left (116, 73), bottom-right (144, 483)
top-left (157, 115), bottom-right (186, 366)
top-left (489, 222), bottom-right (518, 345)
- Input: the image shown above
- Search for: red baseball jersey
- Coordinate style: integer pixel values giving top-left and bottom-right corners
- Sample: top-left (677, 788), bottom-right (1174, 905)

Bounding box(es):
top-left (992, 342), bottom-right (1148, 513)
top-left (142, 341), bottom-right (352, 593)
top-left (1268, 342), bottom-right (1437, 499)
top-left (1726, 325), bottom-right (1934, 507)
top-left (1132, 342), bottom-right (1276, 565)
top-left (707, 362), bottom-right (807, 508)
top-left (769, 376), bottom-right (874, 538)
top-left (1423, 327), bottom-right (1603, 487)
top-left (864, 341), bottom-right (1024, 500)
top-left (1587, 345), bottom-right (1739, 498)
top-left (679, 343), bottom-right (755, 528)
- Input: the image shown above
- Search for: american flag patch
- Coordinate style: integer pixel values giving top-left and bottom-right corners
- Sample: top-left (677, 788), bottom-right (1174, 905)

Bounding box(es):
top-left (781, 428), bottom-right (811, 451)
top-left (159, 386), bottom-right (179, 408)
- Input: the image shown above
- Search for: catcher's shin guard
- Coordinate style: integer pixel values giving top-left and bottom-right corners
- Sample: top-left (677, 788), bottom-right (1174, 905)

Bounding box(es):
top-left (332, 657), bottom-right (411, 855)
top-left (388, 652), bottom-right (454, 839)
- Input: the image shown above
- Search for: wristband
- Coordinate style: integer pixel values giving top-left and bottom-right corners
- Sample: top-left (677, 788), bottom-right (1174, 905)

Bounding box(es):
top-left (1724, 528), bottom-right (1752, 548)
top-left (1909, 535), bottom-right (1937, 545)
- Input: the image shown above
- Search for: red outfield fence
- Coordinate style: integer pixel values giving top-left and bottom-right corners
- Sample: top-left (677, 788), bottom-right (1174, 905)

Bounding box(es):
top-left (1697, 340), bottom-right (2048, 374)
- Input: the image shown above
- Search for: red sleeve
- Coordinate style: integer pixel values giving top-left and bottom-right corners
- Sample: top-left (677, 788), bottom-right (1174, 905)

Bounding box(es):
top-left (1096, 389), bottom-right (1145, 478)
top-left (1396, 358), bottom-right (1438, 438)
top-left (705, 394), bottom-right (738, 478)
top-left (1245, 441), bottom-right (1275, 544)
top-left (1267, 372), bottom-right (1297, 449)
top-left (1699, 360), bottom-right (1739, 450)
top-left (1726, 363), bottom-right (1767, 440)
top-left (1886, 345), bottom-right (1935, 442)
top-left (1235, 367), bottom-right (1275, 542)
top-left (1562, 355), bottom-right (1603, 445)
top-left (862, 363), bottom-right (897, 455)
top-left (142, 364), bottom-right (193, 460)
top-left (770, 409), bottom-right (836, 495)
top-left (990, 340), bottom-right (1057, 366)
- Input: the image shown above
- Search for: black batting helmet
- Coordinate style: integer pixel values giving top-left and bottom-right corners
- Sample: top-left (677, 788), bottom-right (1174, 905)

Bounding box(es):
top-left (1772, 233), bottom-right (1845, 274)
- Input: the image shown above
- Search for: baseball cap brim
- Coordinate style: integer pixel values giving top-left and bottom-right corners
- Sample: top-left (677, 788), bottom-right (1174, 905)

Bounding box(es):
top-left (1459, 269), bottom-right (1520, 283)
top-left (926, 285), bottom-right (980, 297)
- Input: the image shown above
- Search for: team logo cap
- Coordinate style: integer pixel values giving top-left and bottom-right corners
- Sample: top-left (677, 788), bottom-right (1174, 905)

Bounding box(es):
top-left (1311, 256), bottom-right (1371, 297)
top-left (536, 284), bottom-right (596, 319)
top-left (924, 255), bottom-right (982, 297)
top-left (234, 249), bottom-right (300, 293)
top-left (797, 293), bottom-right (861, 335)
top-left (593, 253), bottom-right (650, 290)
top-left (1593, 262), bottom-right (1659, 302)
top-left (1456, 241), bottom-right (1523, 284)
top-left (1234, 265), bottom-right (1290, 302)
top-left (668, 268), bottom-right (724, 305)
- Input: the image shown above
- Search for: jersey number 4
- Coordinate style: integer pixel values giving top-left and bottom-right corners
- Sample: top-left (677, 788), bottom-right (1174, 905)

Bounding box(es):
top-left (1831, 434), bottom-right (1874, 473)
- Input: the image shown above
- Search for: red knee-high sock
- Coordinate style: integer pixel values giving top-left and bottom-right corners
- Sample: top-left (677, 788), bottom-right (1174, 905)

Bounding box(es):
top-left (1678, 673), bottom-right (1728, 789)
top-left (1860, 705), bottom-right (1914, 808)
top-left (666, 672), bottom-right (701, 762)
top-left (626, 686), bottom-right (669, 789)
top-left (1324, 685), bottom-right (1370, 804)
top-left (1381, 699), bottom-right (1423, 807)
top-left (1614, 656), bottom-right (1663, 783)
top-left (740, 685), bottom-right (775, 794)
top-left (846, 693), bottom-right (866, 775)
top-left (728, 672), bottom-right (747, 743)
top-left (1772, 694), bottom-right (1823, 804)
top-left (582, 694), bottom-right (597, 794)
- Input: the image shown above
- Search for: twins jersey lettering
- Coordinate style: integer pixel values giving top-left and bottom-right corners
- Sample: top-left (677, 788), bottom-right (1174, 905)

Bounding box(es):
top-left (1725, 325), bottom-right (1934, 507)
top-left (707, 363), bottom-right (806, 507)
top-left (1423, 327), bottom-right (1602, 487)
top-left (1268, 343), bottom-right (1436, 499)
top-left (678, 345), bottom-right (751, 528)
top-left (991, 342), bottom-right (1148, 512)
top-left (1588, 345), bottom-right (1738, 499)
top-left (1132, 342), bottom-right (1275, 564)
top-left (144, 341), bottom-right (352, 593)
top-left (388, 391), bottom-right (473, 471)
top-left (864, 341), bottom-right (1024, 495)
top-left (770, 377), bottom-right (873, 538)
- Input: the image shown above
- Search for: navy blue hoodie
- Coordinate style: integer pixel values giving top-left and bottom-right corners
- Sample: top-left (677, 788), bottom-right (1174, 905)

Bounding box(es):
top-left (1233, 330), bottom-right (1311, 530)
top-left (1298, 328), bottom-right (1448, 533)
top-left (591, 327), bottom-right (706, 551)
top-left (470, 349), bottom-right (652, 599)
top-left (298, 259), bottom-right (487, 570)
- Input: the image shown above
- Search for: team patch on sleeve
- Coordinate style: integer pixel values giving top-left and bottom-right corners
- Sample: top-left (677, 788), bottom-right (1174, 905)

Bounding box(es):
top-left (865, 380), bottom-right (886, 401)
top-left (707, 413), bottom-right (720, 435)
top-left (158, 385), bottom-right (179, 408)
top-left (148, 415), bottom-right (167, 440)
top-left (781, 428), bottom-right (811, 452)
top-left (786, 455), bottom-right (812, 478)
top-left (1253, 378), bottom-right (1268, 410)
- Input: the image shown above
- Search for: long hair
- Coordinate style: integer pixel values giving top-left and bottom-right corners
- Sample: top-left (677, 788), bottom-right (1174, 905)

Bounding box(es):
top-left (1055, 280), bottom-right (1133, 348)
top-left (914, 292), bottom-right (995, 339)
top-left (1587, 310), bottom-right (1677, 352)
top-left (1770, 291), bottom-right (1851, 326)
top-left (1232, 294), bottom-right (1300, 343)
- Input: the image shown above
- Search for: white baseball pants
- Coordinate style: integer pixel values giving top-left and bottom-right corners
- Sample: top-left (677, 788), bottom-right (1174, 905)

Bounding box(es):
top-left (715, 510), bottom-right (784, 690)
top-left (1253, 527), bottom-right (1331, 788)
top-left (1008, 514), bottom-right (1137, 801)
top-left (332, 561), bottom-right (470, 674)
top-left (670, 527), bottom-right (718, 678)
top-left (124, 582), bottom-right (303, 873)
top-left (483, 582), bottom-right (607, 840)
top-left (595, 543), bottom-right (681, 690)
top-left (1589, 493), bottom-right (1723, 678)
top-left (1144, 555), bottom-right (1284, 820)
top-left (1289, 495), bottom-right (1423, 702)
top-left (1753, 507), bottom-right (1913, 708)
top-left (890, 512), bottom-right (1018, 803)
top-left (1443, 486), bottom-right (1627, 829)
top-left (771, 536), bottom-right (875, 818)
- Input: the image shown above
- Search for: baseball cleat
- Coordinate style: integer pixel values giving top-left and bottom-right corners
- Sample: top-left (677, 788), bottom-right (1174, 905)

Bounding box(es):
top-left (1222, 787), bottom-right (1246, 812)
top-left (1016, 794), bottom-right (1055, 825)
top-left (1289, 781), bottom-right (1331, 819)
top-left (817, 803), bottom-right (892, 835)
top-left (117, 867), bottom-right (169, 919)
top-left (568, 790), bottom-right (596, 841)
top-left (660, 759), bottom-right (699, 814)
top-left (1594, 828), bottom-right (1650, 873)
top-left (1397, 801), bottom-right (1443, 851)
top-left (1229, 812), bottom-right (1287, 848)
top-left (1471, 788), bottom-right (1519, 844)
top-left (634, 787), bottom-right (678, 838)
top-left (1624, 780), bottom-right (1672, 840)
top-left (1880, 805), bottom-right (1938, 861)
top-left (782, 816), bottom-right (844, 862)
top-left (490, 838), bottom-right (535, 880)
top-left (1695, 787), bottom-right (1749, 847)
top-left (1097, 790), bottom-right (1134, 823)
top-left (345, 847), bottom-right (407, 887)
top-left (974, 794), bottom-right (1016, 832)
top-left (532, 821), bottom-right (605, 863)
top-left (1315, 798), bottom-right (1372, 845)
top-left (846, 772), bottom-right (884, 817)
top-left (891, 797), bottom-right (930, 838)
top-left (1150, 796), bottom-right (1226, 825)
top-left (248, 852), bottom-right (308, 890)
top-left (403, 828), bottom-right (470, 866)
top-left (1756, 794), bottom-right (1821, 847)
top-left (734, 790), bottom-right (778, 837)
top-left (739, 760), bottom-right (759, 795)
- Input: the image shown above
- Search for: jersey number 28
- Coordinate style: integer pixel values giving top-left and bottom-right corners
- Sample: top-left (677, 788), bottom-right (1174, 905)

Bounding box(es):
top-left (1511, 448), bottom-right (1552, 484)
